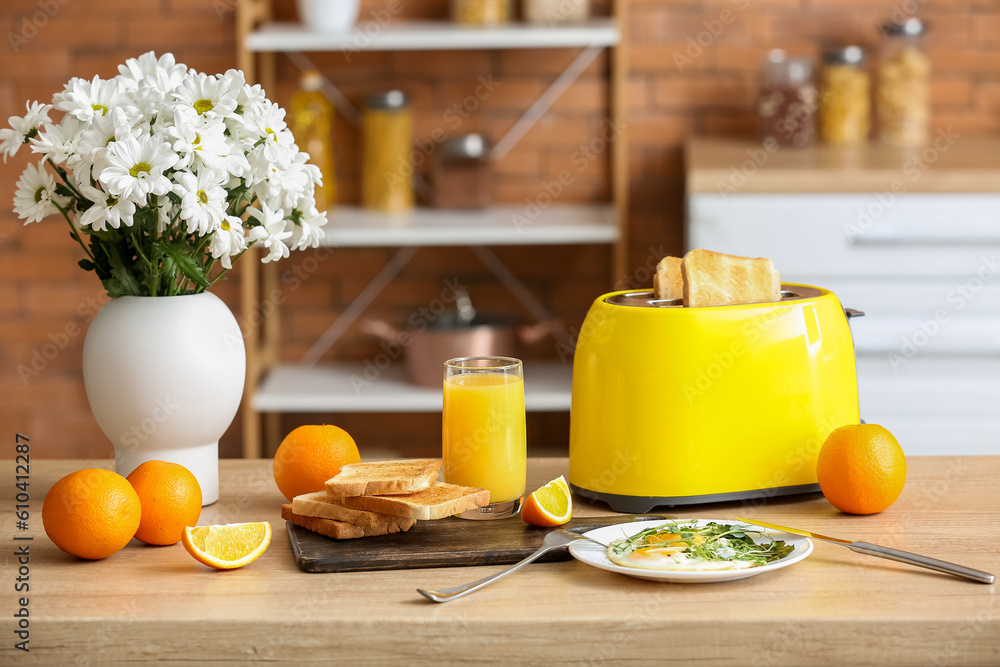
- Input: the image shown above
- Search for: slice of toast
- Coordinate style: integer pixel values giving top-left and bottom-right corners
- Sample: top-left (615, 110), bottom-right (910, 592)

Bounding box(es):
top-left (292, 491), bottom-right (414, 530)
top-left (653, 256), bottom-right (683, 301)
top-left (281, 504), bottom-right (415, 540)
top-left (325, 459), bottom-right (441, 498)
top-left (681, 249), bottom-right (782, 307)
top-left (341, 481), bottom-right (490, 521)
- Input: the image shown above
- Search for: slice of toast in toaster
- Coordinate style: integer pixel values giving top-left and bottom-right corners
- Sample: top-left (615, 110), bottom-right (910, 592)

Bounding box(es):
top-left (653, 256), bottom-right (684, 301)
top-left (681, 249), bottom-right (782, 307)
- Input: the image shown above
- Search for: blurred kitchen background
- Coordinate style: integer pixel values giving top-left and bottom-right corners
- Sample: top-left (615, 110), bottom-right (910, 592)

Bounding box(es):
top-left (3, 0), bottom-right (999, 460)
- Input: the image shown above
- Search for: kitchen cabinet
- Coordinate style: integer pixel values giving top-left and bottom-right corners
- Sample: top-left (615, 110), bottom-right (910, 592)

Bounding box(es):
top-left (234, 1), bottom-right (629, 457)
top-left (686, 138), bottom-right (1000, 455)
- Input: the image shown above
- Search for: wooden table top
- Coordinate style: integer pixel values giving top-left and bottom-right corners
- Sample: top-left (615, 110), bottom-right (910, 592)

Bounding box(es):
top-left (4, 457), bottom-right (998, 666)
top-left (686, 136), bottom-right (1000, 194)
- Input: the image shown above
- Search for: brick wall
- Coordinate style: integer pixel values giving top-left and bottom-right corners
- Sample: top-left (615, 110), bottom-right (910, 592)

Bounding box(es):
top-left (2, 0), bottom-right (998, 459)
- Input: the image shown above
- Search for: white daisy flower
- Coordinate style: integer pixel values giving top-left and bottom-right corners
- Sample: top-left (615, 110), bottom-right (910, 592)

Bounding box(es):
top-left (78, 183), bottom-right (136, 231)
top-left (98, 134), bottom-right (178, 205)
top-left (53, 76), bottom-right (122, 122)
top-left (247, 202), bottom-right (292, 263)
top-left (173, 169), bottom-right (228, 236)
top-left (74, 107), bottom-right (138, 161)
top-left (30, 116), bottom-right (84, 165)
top-left (157, 197), bottom-right (176, 233)
top-left (117, 51), bottom-right (187, 92)
top-left (174, 71), bottom-right (241, 120)
top-left (166, 107), bottom-right (246, 177)
top-left (289, 201), bottom-right (327, 251)
top-left (210, 215), bottom-right (248, 269)
top-left (13, 161), bottom-right (61, 224)
top-left (244, 100), bottom-right (296, 166)
top-left (0, 101), bottom-right (53, 162)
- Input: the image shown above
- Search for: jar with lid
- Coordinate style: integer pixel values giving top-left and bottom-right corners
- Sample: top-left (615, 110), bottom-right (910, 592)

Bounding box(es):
top-left (451, 0), bottom-right (510, 26)
top-left (758, 50), bottom-right (818, 147)
top-left (362, 90), bottom-right (413, 213)
top-left (819, 46), bottom-right (871, 146)
top-left (876, 18), bottom-right (930, 146)
top-left (523, 0), bottom-right (590, 26)
top-left (431, 134), bottom-right (492, 210)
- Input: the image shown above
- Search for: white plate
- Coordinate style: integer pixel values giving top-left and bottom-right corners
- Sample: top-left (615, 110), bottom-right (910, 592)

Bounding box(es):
top-left (568, 519), bottom-right (813, 583)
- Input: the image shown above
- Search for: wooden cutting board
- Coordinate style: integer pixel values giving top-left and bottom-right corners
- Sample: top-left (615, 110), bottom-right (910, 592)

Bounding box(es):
top-left (286, 513), bottom-right (668, 573)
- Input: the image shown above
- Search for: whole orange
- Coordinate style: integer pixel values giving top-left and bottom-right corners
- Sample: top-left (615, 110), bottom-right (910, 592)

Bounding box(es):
top-left (273, 425), bottom-right (360, 501)
top-left (42, 468), bottom-right (141, 559)
top-left (126, 461), bottom-right (203, 545)
top-left (817, 424), bottom-right (907, 515)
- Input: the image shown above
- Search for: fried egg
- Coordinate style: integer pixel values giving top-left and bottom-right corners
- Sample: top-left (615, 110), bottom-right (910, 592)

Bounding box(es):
top-left (607, 533), bottom-right (757, 572)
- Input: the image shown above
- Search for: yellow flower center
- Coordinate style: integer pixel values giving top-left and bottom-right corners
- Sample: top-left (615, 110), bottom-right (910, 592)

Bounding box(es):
top-left (194, 99), bottom-right (214, 114)
top-left (265, 127), bottom-right (276, 141)
top-left (193, 133), bottom-right (202, 148)
top-left (34, 187), bottom-right (46, 203)
top-left (221, 219), bottom-right (231, 231)
top-left (197, 190), bottom-right (209, 205)
top-left (129, 162), bottom-right (152, 178)
top-left (91, 104), bottom-right (108, 116)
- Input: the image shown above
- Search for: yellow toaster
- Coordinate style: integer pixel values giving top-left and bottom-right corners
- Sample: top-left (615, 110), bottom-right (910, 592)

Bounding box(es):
top-left (568, 284), bottom-right (862, 512)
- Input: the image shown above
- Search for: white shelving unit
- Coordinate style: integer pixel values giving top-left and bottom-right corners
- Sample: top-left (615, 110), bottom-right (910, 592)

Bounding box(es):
top-left (255, 361), bottom-right (574, 413)
top-left (247, 19), bottom-right (619, 52)
top-left (318, 204), bottom-right (617, 247)
top-left (235, 1), bottom-right (628, 457)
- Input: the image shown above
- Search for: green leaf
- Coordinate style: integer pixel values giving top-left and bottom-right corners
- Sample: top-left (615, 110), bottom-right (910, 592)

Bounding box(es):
top-left (165, 243), bottom-right (210, 289)
top-left (107, 245), bottom-right (142, 296)
top-left (78, 259), bottom-right (95, 272)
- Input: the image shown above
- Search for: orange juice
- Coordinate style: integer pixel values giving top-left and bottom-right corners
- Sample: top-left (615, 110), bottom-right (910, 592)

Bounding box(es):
top-left (442, 373), bottom-right (526, 503)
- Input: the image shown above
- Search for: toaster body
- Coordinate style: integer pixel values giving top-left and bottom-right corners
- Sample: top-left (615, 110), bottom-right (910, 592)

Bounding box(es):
top-left (568, 284), bottom-right (860, 513)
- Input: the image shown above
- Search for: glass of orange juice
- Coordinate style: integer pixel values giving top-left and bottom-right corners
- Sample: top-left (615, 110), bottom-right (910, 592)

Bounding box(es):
top-left (442, 356), bottom-right (526, 519)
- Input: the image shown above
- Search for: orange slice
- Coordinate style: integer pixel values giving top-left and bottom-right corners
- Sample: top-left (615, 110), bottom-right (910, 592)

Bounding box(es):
top-left (182, 522), bottom-right (272, 570)
top-left (521, 475), bottom-right (572, 527)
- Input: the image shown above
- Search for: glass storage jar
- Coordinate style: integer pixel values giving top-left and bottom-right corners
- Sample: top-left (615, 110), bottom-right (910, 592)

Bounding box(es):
top-left (819, 46), bottom-right (871, 146)
top-left (431, 134), bottom-right (492, 210)
top-left (451, 0), bottom-right (510, 26)
top-left (876, 18), bottom-right (930, 146)
top-left (523, 0), bottom-right (590, 26)
top-left (362, 90), bottom-right (413, 213)
top-left (758, 50), bottom-right (817, 147)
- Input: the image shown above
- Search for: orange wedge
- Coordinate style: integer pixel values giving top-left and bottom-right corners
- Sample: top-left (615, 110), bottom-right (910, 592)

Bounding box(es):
top-left (521, 475), bottom-right (572, 527)
top-left (182, 522), bottom-right (272, 570)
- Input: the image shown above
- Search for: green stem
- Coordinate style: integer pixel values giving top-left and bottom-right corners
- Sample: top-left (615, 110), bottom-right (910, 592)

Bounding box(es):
top-left (53, 201), bottom-right (95, 263)
top-left (47, 158), bottom-right (84, 200)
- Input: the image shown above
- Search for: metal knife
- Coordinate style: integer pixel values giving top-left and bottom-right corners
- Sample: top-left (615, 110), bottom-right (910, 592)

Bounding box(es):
top-left (735, 518), bottom-right (995, 585)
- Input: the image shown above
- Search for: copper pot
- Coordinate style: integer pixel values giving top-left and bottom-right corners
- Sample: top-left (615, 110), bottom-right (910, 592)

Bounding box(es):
top-left (361, 318), bottom-right (555, 388)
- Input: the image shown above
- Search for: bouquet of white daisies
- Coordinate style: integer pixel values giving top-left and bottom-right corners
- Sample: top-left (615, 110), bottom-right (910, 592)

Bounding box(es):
top-left (1, 51), bottom-right (327, 297)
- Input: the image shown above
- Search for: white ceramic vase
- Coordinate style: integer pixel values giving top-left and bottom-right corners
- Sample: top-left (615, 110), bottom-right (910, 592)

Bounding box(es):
top-left (82, 292), bottom-right (246, 506)
top-left (297, 0), bottom-right (361, 33)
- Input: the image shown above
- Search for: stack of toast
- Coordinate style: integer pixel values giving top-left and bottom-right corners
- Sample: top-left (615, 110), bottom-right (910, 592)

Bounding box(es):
top-left (654, 249), bottom-right (782, 307)
top-left (281, 459), bottom-right (490, 540)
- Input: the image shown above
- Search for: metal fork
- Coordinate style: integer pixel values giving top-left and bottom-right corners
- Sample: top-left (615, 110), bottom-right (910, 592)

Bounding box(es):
top-left (417, 530), bottom-right (585, 603)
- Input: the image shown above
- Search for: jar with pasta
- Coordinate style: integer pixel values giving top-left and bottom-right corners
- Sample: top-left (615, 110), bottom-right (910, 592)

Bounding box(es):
top-left (758, 50), bottom-right (818, 147)
top-left (362, 91), bottom-right (413, 213)
top-left (451, 0), bottom-right (510, 26)
top-left (524, 0), bottom-right (590, 26)
top-left (876, 18), bottom-right (930, 146)
top-left (820, 46), bottom-right (870, 146)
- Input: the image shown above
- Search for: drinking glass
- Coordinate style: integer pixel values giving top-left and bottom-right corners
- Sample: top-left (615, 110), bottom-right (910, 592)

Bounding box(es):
top-left (442, 356), bottom-right (526, 519)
